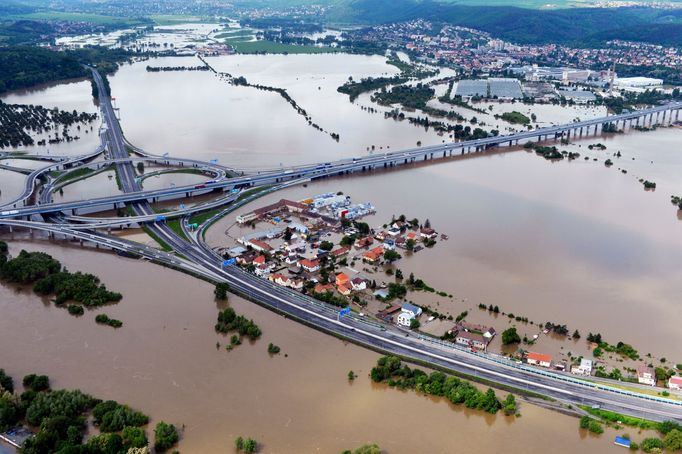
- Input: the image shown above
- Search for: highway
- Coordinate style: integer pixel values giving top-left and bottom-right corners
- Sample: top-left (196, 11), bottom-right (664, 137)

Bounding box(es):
top-left (1, 101), bottom-right (681, 219)
top-left (1, 68), bottom-right (681, 424)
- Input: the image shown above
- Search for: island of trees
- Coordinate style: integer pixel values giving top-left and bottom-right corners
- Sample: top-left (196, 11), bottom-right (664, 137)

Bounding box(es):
top-left (0, 243), bottom-right (123, 318)
top-left (145, 65), bottom-right (209, 72)
top-left (370, 356), bottom-right (517, 416)
top-left (0, 368), bottom-right (171, 453)
top-left (0, 100), bottom-right (98, 149)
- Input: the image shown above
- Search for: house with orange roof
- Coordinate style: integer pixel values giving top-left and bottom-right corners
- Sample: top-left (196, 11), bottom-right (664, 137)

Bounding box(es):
top-left (335, 272), bottom-right (350, 287)
top-left (362, 246), bottom-right (384, 264)
top-left (314, 283), bottom-right (334, 294)
top-left (337, 283), bottom-right (352, 296)
top-left (299, 258), bottom-right (320, 272)
top-left (526, 352), bottom-right (552, 368)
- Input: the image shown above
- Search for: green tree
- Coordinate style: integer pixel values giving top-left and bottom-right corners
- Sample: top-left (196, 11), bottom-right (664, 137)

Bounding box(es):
top-left (214, 283), bottom-right (229, 300)
top-left (410, 318), bottom-right (421, 330)
top-left (665, 429), bottom-right (682, 451)
top-left (319, 241), bottom-right (334, 251)
top-left (501, 327), bottom-right (521, 345)
top-left (121, 426), bottom-right (148, 449)
top-left (383, 249), bottom-right (401, 262)
top-left (502, 394), bottom-right (517, 415)
top-left (353, 444), bottom-right (381, 454)
top-left (154, 421), bottom-right (178, 452)
top-left (641, 437), bottom-right (665, 452)
top-left (0, 369), bottom-right (14, 393)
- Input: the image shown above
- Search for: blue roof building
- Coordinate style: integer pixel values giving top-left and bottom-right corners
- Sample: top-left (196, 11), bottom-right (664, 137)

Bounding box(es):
top-left (401, 303), bottom-right (422, 317)
top-left (614, 437), bottom-right (631, 448)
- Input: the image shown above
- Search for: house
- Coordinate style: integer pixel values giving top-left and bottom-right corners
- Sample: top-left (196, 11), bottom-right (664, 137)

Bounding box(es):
top-left (452, 322), bottom-right (496, 339)
top-left (637, 366), bottom-right (656, 386)
top-left (337, 283), bottom-right (352, 296)
top-left (383, 238), bottom-right (396, 250)
top-left (330, 246), bottom-right (350, 258)
top-left (253, 255), bottom-right (266, 266)
top-left (289, 279), bottom-right (304, 290)
top-left (395, 236), bottom-right (406, 248)
top-left (401, 303), bottom-right (422, 317)
top-left (406, 231), bottom-right (417, 242)
top-left (270, 274), bottom-right (290, 287)
top-left (526, 352), bottom-right (552, 368)
top-left (314, 283), bottom-right (334, 294)
top-left (668, 376), bottom-right (682, 391)
top-left (455, 330), bottom-right (490, 351)
top-left (375, 231), bottom-right (388, 241)
top-left (335, 272), bottom-right (350, 287)
top-left (351, 277), bottom-right (367, 291)
top-left (376, 304), bottom-right (402, 321)
top-left (571, 358), bottom-right (593, 376)
top-left (236, 251), bottom-right (257, 265)
top-left (362, 246), bottom-right (384, 264)
top-left (355, 236), bottom-right (374, 249)
top-left (254, 264), bottom-right (271, 277)
top-left (397, 311), bottom-right (415, 327)
top-left (299, 258), bottom-right (320, 273)
top-left (420, 227), bottom-right (437, 239)
top-left (284, 254), bottom-right (299, 265)
top-left (249, 239), bottom-right (273, 253)
top-left (387, 227), bottom-right (401, 237)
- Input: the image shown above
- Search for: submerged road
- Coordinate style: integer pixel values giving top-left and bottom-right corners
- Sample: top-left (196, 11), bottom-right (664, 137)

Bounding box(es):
top-left (1, 69), bottom-right (681, 424)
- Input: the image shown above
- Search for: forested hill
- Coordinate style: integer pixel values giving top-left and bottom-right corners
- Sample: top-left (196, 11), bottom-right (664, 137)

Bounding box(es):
top-left (327, 0), bottom-right (682, 47)
top-left (0, 46), bottom-right (130, 94)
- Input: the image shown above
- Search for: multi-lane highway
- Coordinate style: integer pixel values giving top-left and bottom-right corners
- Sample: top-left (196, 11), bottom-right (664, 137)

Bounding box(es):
top-left (2, 101), bottom-right (681, 218)
top-left (1, 68), bottom-right (681, 424)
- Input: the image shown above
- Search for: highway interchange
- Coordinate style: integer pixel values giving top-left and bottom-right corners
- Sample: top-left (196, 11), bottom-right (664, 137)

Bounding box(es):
top-left (1, 69), bottom-right (681, 424)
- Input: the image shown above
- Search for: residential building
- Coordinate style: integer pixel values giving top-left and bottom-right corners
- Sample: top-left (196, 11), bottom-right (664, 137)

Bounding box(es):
top-left (355, 236), bottom-right (374, 249)
top-left (330, 246), bottom-right (350, 258)
top-left (249, 239), bottom-right (273, 253)
top-left (376, 304), bottom-right (402, 321)
top-left (420, 227), bottom-right (437, 239)
top-left (351, 277), bottom-right (367, 291)
top-left (299, 258), bottom-right (320, 273)
top-left (335, 272), bottom-right (350, 287)
top-left (527, 352), bottom-right (552, 368)
top-left (397, 311), bottom-right (415, 327)
top-left (571, 358), bottom-right (593, 376)
top-left (455, 331), bottom-right (490, 351)
top-left (337, 283), bottom-right (352, 296)
top-left (637, 366), bottom-right (656, 386)
top-left (314, 283), bottom-right (334, 294)
top-left (401, 303), bottom-right (422, 317)
top-left (362, 246), bottom-right (384, 264)
top-left (668, 376), bottom-right (682, 391)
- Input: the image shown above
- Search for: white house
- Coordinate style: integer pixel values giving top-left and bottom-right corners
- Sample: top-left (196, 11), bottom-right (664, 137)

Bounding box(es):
top-left (351, 277), bottom-right (367, 291)
top-left (397, 312), bottom-right (415, 327)
top-left (637, 366), bottom-right (656, 386)
top-left (527, 352), bottom-right (552, 368)
top-left (401, 303), bottom-right (422, 318)
top-left (571, 358), bottom-right (593, 376)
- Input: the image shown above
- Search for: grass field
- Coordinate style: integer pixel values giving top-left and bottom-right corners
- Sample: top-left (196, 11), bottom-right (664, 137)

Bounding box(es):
top-left (224, 37), bottom-right (340, 54)
top-left (10, 11), bottom-right (147, 27)
top-left (149, 15), bottom-right (213, 25)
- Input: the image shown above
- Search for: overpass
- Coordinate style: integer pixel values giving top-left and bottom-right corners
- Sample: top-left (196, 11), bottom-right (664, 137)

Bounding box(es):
top-left (1, 101), bottom-right (681, 219)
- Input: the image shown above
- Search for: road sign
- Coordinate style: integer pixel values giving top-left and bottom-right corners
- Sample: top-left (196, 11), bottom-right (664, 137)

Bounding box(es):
top-left (179, 203), bottom-right (185, 209)
top-left (339, 307), bottom-right (351, 317)
top-left (210, 159), bottom-right (218, 164)
top-left (222, 258), bottom-right (236, 267)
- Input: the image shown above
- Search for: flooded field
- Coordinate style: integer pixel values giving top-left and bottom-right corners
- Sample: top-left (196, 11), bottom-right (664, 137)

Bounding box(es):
top-left (0, 239), bottom-right (623, 453)
top-left (206, 128), bottom-right (682, 363)
top-left (0, 79), bottom-right (101, 156)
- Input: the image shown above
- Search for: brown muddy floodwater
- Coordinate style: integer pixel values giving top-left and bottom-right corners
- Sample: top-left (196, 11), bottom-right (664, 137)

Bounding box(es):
top-left (0, 238), bottom-right (621, 453)
top-left (206, 129), bottom-right (682, 365)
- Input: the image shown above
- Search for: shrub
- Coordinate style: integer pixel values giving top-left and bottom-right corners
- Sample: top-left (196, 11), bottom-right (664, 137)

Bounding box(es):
top-left (154, 421), bottom-right (178, 452)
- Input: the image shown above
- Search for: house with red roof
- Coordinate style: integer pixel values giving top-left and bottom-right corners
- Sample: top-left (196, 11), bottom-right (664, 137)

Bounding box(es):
top-left (526, 352), bottom-right (552, 368)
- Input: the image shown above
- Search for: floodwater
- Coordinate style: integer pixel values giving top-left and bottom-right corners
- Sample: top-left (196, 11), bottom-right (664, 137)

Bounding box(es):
top-left (206, 128), bottom-right (682, 363)
top-left (0, 78), bottom-right (101, 156)
top-left (110, 55), bottom-right (455, 169)
top-left (0, 239), bottom-right (621, 453)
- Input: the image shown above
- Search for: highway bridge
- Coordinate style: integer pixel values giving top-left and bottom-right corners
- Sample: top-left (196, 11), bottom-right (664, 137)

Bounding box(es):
top-left (1, 100), bottom-right (680, 219)
top-left (1, 68), bottom-right (682, 424)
